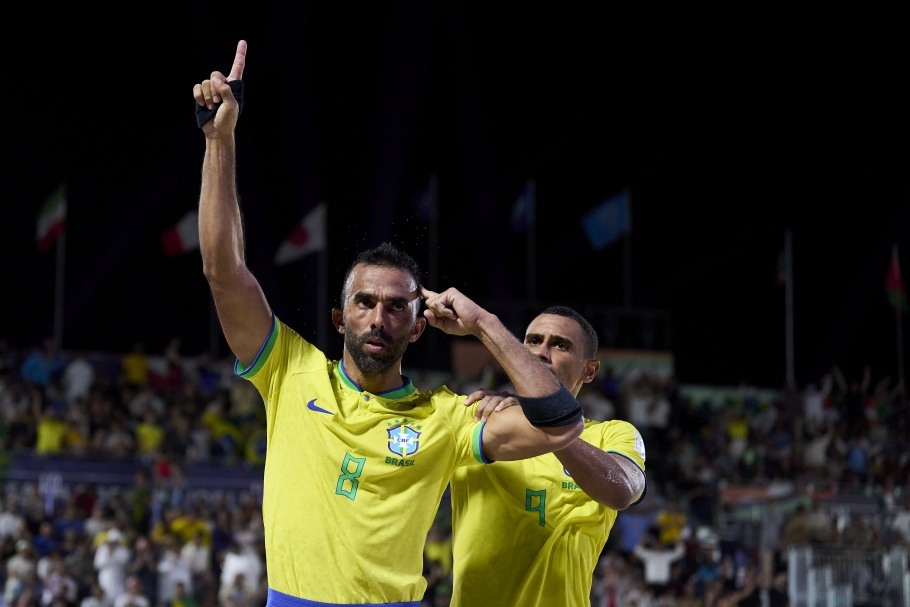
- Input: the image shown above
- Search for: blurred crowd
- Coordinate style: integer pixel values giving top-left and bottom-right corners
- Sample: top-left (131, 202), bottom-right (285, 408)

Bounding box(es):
top-left (1, 335), bottom-right (909, 607)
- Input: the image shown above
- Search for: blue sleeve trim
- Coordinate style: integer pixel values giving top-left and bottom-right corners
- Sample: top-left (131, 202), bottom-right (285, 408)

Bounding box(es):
top-left (471, 420), bottom-right (491, 464)
top-left (235, 314), bottom-right (278, 378)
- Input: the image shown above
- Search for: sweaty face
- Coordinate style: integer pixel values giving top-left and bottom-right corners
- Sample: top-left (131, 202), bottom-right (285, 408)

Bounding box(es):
top-left (342, 264), bottom-right (421, 374)
top-left (523, 314), bottom-right (592, 392)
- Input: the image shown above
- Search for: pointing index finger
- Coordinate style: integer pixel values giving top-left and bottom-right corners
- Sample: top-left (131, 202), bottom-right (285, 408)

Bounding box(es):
top-left (228, 40), bottom-right (247, 81)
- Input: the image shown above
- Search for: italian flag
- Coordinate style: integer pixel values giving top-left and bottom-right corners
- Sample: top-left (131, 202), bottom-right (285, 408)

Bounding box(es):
top-left (36, 185), bottom-right (67, 252)
top-left (161, 210), bottom-right (200, 256)
top-left (274, 203), bottom-right (327, 265)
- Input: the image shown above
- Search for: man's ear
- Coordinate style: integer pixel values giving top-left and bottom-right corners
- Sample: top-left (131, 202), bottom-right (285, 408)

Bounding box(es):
top-left (582, 359), bottom-right (601, 384)
top-left (331, 308), bottom-right (345, 333)
top-left (409, 316), bottom-right (427, 343)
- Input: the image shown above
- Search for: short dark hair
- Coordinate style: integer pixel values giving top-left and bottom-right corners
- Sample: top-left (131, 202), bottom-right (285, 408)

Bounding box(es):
top-left (539, 305), bottom-right (599, 359)
top-left (340, 242), bottom-right (423, 305)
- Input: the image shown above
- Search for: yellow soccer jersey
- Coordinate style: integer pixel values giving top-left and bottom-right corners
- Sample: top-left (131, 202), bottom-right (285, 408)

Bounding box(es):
top-left (449, 418), bottom-right (646, 607)
top-left (237, 317), bottom-right (487, 606)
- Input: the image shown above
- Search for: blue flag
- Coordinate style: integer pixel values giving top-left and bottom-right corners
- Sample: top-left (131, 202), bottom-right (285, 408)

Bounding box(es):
top-left (581, 190), bottom-right (631, 250)
top-left (511, 179), bottom-right (536, 232)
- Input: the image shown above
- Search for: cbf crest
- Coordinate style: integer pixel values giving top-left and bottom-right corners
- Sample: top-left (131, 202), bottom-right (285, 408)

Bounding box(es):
top-left (387, 418), bottom-right (422, 457)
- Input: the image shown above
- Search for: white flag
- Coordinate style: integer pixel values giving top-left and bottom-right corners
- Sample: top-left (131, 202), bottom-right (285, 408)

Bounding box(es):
top-left (161, 210), bottom-right (199, 256)
top-left (275, 203), bottom-right (327, 265)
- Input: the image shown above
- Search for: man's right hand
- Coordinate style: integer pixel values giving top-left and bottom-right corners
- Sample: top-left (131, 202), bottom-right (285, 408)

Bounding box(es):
top-left (464, 388), bottom-right (518, 422)
top-left (193, 40), bottom-right (247, 138)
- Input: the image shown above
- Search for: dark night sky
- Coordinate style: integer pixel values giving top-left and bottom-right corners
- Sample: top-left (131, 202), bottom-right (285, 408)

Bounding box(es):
top-left (5, 5), bottom-right (910, 389)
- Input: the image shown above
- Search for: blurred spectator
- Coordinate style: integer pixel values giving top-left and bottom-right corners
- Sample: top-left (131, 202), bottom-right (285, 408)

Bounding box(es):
top-left (32, 520), bottom-right (60, 559)
top-left (3, 568), bottom-right (39, 607)
top-left (200, 390), bottom-right (242, 461)
top-left (801, 374), bottom-right (833, 430)
top-left (113, 575), bottom-right (150, 607)
top-left (654, 500), bottom-right (687, 547)
top-left (62, 351), bottom-right (96, 405)
top-left (80, 581), bottom-right (107, 607)
top-left (126, 385), bottom-right (166, 421)
top-left (0, 498), bottom-right (27, 540)
top-left (7, 539), bottom-right (39, 584)
top-left (781, 504), bottom-right (812, 546)
top-left (180, 529), bottom-right (213, 601)
top-left (591, 555), bottom-right (628, 607)
top-left (94, 527), bottom-right (131, 607)
top-left (35, 405), bottom-right (68, 456)
top-left (101, 419), bottom-right (135, 459)
top-left (758, 500), bottom-right (785, 587)
top-left (806, 500), bottom-right (834, 544)
top-left (171, 580), bottom-right (198, 607)
top-left (218, 571), bottom-right (257, 607)
top-left (134, 411), bottom-right (164, 464)
top-left (82, 502), bottom-right (109, 545)
top-left (169, 507), bottom-right (211, 547)
top-left (20, 338), bottom-right (63, 389)
top-left (423, 522), bottom-right (452, 580)
top-left (191, 351), bottom-right (223, 400)
top-left (892, 499), bottom-right (910, 545)
top-left (218, 540), bottom-right (262, 606)
top-left (64, 538), bottom-right (97, 595)
top-left (631, 531), bottom-right (685, 599)
top-left (228, 374), bottom-right (262, 426)
top-left (156, 536), bottom-right (193, 606)
top-left (832, 364), bottom-right (870, 433)
top-left (578, 373), bottom-right (616, 421)
top-left (151, 338), bottom-right (185, 396)
top-left (767, 570), bottom-right (790, 606)
top-left (121, 343), bottom-right (149, 389)
top-left (39, 552), bottom-right (79, 606)
top-left (126, 536), bottom-right (158, 607)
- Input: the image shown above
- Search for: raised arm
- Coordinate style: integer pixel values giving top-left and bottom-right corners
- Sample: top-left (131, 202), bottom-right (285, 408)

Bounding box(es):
top-left (193, 40), bottom-right (273, 366)
top-left (421, 287), bottom-right (583, 460)
top-left (466, 390), bottom-right (645, 506)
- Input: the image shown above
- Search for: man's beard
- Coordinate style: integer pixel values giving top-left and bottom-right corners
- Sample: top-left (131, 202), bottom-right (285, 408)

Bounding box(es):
top-left (345, 327), bottom-right (412, 375)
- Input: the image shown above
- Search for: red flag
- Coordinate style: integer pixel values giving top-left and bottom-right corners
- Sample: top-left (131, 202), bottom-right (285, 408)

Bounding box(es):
top-left (274, 203), bottom-right (327, 265)
top-left (161, 211), bottom-right (199, 256)
top-left (886, 245), bottom-right (907, 312)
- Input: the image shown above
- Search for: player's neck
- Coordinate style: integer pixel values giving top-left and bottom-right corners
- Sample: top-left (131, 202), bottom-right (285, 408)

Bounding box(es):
top-left (341, 354), bottom-right (405, 394)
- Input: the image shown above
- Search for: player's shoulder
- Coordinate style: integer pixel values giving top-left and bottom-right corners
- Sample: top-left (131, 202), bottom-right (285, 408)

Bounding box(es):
top-left (582, 418), bottom-right (643, 439)
top-left (583, 417), bottom-right (638, 430)
top-left (425, 384), bottom-right (463, 401)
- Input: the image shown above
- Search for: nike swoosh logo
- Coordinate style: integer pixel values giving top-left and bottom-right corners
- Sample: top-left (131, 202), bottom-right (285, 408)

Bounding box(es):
top-left (307, 398), bottom-right (333, 415)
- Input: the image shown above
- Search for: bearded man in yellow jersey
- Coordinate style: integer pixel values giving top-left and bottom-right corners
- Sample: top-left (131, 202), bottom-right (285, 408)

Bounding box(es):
top-left (191, 41), bottom-right (585, 607)
top-left (450, 306), bottom-right (647, 607)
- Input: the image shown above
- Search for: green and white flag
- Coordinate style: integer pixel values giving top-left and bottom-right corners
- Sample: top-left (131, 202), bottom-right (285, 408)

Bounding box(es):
top-left (37, 184), bottom-right (67, 252)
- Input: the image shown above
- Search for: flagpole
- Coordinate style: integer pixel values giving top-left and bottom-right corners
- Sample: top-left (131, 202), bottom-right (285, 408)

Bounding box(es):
top-left (53, 229), bottom-right (66, 347)
top-left (896, 296), bottom-right (905, 388)
top-left (317, 214), bottom-right (330, 352)
top-left (784, 227), bottom-right (795, 389)
top-left (622, 189), bottom-right (632, 308)
top-left (894, 244), bottom-right (906, 388)
top-left (427, 174), bottom-right (440, 360)
top-left (526, 178), bottom-right (537, 303)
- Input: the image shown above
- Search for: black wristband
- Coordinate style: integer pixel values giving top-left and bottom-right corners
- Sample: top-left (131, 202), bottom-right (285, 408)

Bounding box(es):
top-left (195, 80), bottom-right (244, 128)
top-left (517, 384), bottom-right (583, 427)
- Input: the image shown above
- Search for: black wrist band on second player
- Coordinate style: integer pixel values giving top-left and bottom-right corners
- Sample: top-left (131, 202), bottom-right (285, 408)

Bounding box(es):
top-left (517, 384), bottom-right (583, 427)
top-left (195, 80), bottom-right (244, 128)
